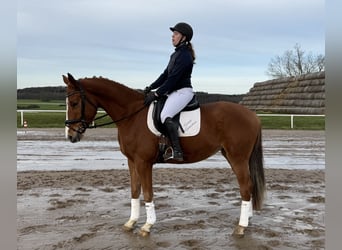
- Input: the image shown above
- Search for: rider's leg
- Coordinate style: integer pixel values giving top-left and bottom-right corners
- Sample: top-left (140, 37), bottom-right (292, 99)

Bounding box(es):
top-left (164, 117), bottom-right (183, 161)
top-left (160, 88), bottom-right (194, 161)
top-left (160, 88), bottom-right (194, 123)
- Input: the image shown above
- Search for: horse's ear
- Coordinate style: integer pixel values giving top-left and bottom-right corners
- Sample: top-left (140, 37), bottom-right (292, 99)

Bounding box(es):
top-left (63, 73), bottom-right (79, 88)
top-left (67, 73), bottom-right (77, 83)
top-left (62, 75), bottom-right (69, 85)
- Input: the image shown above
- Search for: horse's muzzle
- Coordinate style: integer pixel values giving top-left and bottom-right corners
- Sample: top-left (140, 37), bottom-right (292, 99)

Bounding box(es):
top-left (68, 131), bottom-right (83, 143)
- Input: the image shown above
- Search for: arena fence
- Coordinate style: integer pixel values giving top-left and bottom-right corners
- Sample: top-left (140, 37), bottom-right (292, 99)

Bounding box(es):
top-left (17, 110), bottom-right (325, 129)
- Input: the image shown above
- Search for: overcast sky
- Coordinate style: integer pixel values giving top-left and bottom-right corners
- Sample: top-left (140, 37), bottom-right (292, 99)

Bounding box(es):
top-left (17, 0), bottom-right (324, 94)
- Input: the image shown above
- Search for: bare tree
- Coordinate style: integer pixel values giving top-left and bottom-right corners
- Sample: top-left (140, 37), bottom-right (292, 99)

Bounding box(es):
top-left (266, 43), bottom-right (325, 78)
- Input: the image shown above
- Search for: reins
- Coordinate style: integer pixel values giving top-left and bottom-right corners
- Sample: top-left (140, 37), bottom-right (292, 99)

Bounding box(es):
top-left (88, 113), bottom-right (113, 128)
top-left (89, 105), bottom-right (146, 128)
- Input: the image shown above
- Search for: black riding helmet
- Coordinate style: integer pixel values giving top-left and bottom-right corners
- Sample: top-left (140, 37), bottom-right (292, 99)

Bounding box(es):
top-left (170, 22), bottom-right (193, 42)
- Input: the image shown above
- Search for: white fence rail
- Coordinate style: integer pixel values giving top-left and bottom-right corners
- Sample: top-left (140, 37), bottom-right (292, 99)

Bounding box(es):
top-left (17, 110), bottom-right (325, 129)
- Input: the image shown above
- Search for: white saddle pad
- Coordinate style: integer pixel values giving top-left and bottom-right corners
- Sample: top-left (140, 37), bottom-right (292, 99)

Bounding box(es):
top-left (147, 103), bottom-right (201, 137)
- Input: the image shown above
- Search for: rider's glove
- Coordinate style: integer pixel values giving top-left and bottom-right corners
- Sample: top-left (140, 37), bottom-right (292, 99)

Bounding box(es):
top-left (144, 86), bottom-right (152, 95)
top-left (144, 92), bottom-right (158, 106)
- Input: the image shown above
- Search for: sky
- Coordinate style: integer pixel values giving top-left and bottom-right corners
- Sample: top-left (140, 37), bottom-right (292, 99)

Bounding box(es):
top-left (17, 0), bottom-right (325, 94)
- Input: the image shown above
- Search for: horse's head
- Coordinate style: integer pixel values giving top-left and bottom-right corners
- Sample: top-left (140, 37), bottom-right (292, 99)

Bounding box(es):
top-left (63, 73), bottom-right (98, 143)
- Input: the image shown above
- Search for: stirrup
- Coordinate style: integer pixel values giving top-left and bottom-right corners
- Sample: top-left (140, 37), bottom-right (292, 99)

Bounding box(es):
top-left (163, 146), bottom-right (183, 161)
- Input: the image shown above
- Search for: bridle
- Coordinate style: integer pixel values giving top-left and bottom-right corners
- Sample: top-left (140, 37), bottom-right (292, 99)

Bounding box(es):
top-left (65, 81), bottom-right (146, 134)
top-left (65, 88), bottom-right (97, 134)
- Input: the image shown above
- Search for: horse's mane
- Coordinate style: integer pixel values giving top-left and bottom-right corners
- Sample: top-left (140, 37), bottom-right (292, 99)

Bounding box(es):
top-left (79, 76), bottom-right (144, 98)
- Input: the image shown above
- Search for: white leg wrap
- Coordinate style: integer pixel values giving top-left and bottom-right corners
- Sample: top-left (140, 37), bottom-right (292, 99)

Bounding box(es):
top-left (239, 200), bottom-right (252, 227)
top-left (249, 198), bottom-right (253, 218)
top-left (145, 201), bottom-right (156, 225)
top-left (129, 198), bottom-right (140, 221)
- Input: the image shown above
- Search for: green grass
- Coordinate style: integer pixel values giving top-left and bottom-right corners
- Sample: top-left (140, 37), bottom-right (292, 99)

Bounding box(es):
top-left (290, 116), bottom-right (325, 130)
top-left (259, 115), bottom-right (325, 130)
top-left (17, 112), bottom-right (115, 128)
top-left (17, 99), bottom-right (114, 128)
top-left (18, 112), bottom-right (66, 128)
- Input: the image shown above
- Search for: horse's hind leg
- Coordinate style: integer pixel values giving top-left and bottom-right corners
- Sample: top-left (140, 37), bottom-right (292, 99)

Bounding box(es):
top-left (221, 149), bottom-right (252, 201)
top-left (232, 161), bottom-right (253, 236)
top-left (123, 159), bottom-right (142, 231)
top-left (221, 149), bottom-right (253, 236)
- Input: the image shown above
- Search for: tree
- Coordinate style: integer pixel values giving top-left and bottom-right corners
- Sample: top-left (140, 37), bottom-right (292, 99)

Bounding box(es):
top-left (266, 43), bottom-right (325, 78)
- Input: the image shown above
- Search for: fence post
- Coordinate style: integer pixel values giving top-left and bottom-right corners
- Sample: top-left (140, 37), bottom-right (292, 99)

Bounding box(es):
top-left (21, 111), bottom-right (24, 126)
top-left (65, 98), bottom-right (68, 139)
top-left (291, 115), bottom-right (294, 129)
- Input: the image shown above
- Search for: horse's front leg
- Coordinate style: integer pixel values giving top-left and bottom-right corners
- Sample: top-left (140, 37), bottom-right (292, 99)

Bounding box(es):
top-left (136, 161), bottom-right (156, 237)
top-left (123, 159), bottom-right (142, 231)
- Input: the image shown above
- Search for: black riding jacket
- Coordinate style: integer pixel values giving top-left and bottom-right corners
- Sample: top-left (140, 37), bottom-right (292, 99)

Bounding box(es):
top-left (150, 43), bottom-right (193, 96)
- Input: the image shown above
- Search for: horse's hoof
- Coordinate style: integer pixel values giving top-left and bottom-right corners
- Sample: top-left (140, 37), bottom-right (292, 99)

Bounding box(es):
top-left (122, 225), bottom-right (134, 232)
top-left (138, 223), bottom-right (153, 237)
top-left (232, 225), bottom-right (246, 237)
top-left (122, 220), bottom-right (137, 232)
top-left (138, 229), bottom-right (150, 237)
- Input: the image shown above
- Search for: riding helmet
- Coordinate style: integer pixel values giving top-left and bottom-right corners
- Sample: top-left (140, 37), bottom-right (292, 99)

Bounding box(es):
top-left (170, 22), bottom-right (193, 41)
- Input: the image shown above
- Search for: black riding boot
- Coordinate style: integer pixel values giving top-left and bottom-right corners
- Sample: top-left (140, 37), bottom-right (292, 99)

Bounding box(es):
top-left (164, 117), bottom-right (183, 161)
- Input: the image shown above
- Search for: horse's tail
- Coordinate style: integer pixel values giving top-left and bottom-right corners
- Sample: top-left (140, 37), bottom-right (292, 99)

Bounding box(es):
top-left (249, 127), bottom-right (266, 210)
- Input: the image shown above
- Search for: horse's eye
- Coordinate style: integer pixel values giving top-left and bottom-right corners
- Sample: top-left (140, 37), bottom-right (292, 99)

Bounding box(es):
top-left (70, 101), bottom-right (78, 108)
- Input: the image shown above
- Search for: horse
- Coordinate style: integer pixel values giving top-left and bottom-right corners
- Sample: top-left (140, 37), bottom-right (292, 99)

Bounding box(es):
top-left (63, 73), bottom-right (265, 237)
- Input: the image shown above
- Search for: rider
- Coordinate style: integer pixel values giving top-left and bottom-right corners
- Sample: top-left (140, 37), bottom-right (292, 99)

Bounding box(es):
top-left (144, 22), bottom-right (196, 161)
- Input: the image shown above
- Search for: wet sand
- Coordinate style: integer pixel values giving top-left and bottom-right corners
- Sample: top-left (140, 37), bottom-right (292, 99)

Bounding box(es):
top-left (17, 129), bottom-right (325, 249)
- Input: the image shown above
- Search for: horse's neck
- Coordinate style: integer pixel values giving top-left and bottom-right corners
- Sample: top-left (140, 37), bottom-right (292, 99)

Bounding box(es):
top-left (82, 78), bottom-right (143, 120)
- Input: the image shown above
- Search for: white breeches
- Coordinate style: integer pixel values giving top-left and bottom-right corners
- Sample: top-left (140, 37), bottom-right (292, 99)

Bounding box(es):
top-left (160, 87), bottom-right (194, 123)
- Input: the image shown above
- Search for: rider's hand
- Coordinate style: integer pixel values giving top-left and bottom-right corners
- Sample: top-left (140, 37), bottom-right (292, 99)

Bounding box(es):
top-left (144, 86), bottom-right (152, 95)
top-left (144, 92), bottom-right (158, 106)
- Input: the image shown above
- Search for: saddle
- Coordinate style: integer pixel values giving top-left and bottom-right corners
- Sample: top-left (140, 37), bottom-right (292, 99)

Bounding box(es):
top-left (152, 95), bottom-right (200, 136)
top-left (149, 95), bottom-right (200, 163)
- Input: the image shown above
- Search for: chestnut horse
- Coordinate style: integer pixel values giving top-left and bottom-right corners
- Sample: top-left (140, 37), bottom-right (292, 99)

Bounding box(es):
top-left (63, 73), bottom-right (265, 236)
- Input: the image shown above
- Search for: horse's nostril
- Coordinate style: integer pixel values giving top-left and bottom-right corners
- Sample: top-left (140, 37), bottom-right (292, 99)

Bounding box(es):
top-left (68, 133), bottom-right (82, 143)
top-left (68, 135), bottom-right (76, 143)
